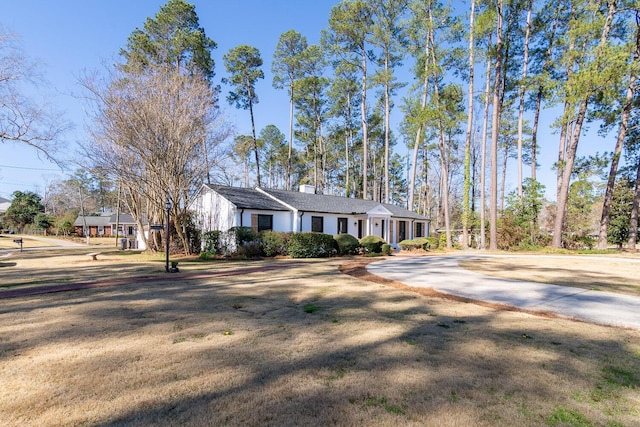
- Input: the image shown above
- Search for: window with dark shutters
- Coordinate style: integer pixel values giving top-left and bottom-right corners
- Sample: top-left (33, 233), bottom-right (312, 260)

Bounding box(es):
top-left (311, 216), bottom-right (323, 233)
top-left (257, 214), bottom-right (273, 232)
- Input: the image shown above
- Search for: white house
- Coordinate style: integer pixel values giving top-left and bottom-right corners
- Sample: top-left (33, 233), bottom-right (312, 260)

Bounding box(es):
top-left (191, 184), bottom-right (430, 248)
top-left (0, 196), bottom-right (11, 214)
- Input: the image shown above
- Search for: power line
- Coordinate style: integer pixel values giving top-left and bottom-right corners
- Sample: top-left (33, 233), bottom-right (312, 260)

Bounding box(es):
top-left (0, 164), bottom-right (64, 172)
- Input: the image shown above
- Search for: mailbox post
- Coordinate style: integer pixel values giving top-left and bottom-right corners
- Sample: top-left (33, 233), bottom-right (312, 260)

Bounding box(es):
top-left (13, 238), bottom-right (23, 252)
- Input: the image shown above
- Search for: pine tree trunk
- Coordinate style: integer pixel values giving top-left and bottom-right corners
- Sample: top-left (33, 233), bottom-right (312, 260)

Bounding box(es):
top-left (428, 8), bottom-right (451, 248)
top-left (628, 159), bottom-right (640, 250)
top-left (530, 5), bottom-right (559, 182)
top-left (462, 0), bottom-right (475, 250)
top-left (517, 1), bottom-right (532, 198)
top-left (480, 40), bottom-right (492, 250)
top-left (598, 20), bottom-right (639, 249)
top-left (384, 54), bottom-right (391, 204)
top-left (361, 45), bottom-right (369, 199)
top-left (408, 42), bottom-right (430, 211)
top-left (552, 0), bottom-right (617, 248)
top-left (489, 0), bottom-right (503, 250)
top-left (287, 79), bottom-right (294, 191)
top-left (248, 95), bottom-right (261, 188)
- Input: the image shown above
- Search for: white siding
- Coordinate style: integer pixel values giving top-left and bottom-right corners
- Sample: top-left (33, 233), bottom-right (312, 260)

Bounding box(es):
top-left (239, 210), bottom-right (291, 232)
top-left (193, 189), bottom-right (237, 233)
top-left (299, 213), bottom-right (359, 237)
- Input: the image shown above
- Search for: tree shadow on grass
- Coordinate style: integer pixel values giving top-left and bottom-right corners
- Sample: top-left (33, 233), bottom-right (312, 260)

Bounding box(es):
top-left (0, 259), bottom-right (639, 426)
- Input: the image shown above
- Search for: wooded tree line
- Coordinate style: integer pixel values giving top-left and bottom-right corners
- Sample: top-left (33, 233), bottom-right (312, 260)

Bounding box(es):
top-left (3, 0), bottom-right (638, 254)
top-left (228, 0), bottom-right (640, 252)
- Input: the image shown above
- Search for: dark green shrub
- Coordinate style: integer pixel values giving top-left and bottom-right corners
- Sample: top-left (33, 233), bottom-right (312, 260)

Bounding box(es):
top-left (260, 231), bottom-right (290, 257)
top-left (399, 237), bottom-right (431, 251)
top-left (202, 230), bottom-right (221, 254)
top-left (424, 236), bottom-right (439, 250)
top-left (237, 241), bottom-right (264, 258)
top-left (288, 232), bottom-right (335, 258)
top-left (439, 232), bottom-right (448, 248)
top-left (333, 233), bottom-right (361, 255)
top-left (381, 243), bottom-right (392, 255)
top-left (359, 235), bottom-right (386, 253)
top-left (229, 226), bottom-right (257, 245)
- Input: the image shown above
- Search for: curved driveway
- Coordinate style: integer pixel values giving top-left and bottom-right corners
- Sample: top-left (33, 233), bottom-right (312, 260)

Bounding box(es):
top-left (367, 254), bottom-right (640, 330)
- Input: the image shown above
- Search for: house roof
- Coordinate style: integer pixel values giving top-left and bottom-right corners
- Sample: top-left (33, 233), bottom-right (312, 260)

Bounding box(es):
top-left (262, 188), bottom-right (427, 220)
top-left (74, 213), bottom-right (139, 227)
top-left (109, 213), bottom-right (137, 224)
top-left (74, 215), bottom-right (111, 227)
top-left (204, 185), bottom-right (290, 211)
top-left (205, 185), bottom-right (429, 221)
top-left (0, 197), bottom-right (10, 204)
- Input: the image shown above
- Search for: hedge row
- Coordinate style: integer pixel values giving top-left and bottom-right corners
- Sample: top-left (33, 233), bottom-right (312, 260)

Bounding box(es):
top-left (398, 236), bottom-right (438, 251)
top-left (200, 229), bottom-right (395, 259)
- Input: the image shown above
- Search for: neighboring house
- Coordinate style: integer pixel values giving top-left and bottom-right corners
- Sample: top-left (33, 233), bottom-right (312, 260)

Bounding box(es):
top-left (191, 184), bottom-right (430, 248)
top-left (0, 196), bottom-right (11, 214)
top-left (74, 213), bottom-right (142, 238)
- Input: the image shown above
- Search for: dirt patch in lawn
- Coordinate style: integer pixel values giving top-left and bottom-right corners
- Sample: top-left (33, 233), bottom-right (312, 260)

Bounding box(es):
top-left (459, 256), bottom-right (640, 297)
top-left (1, 256), bottom-right (639, 426)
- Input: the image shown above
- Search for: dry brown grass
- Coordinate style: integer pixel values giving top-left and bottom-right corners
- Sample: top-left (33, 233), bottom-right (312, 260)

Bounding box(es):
top-left (0, 235), bottom-right (52, 249)
top-left (0, 253), bottom-right (639, 426)
top-left (460, 256), bottom-right (640, 297)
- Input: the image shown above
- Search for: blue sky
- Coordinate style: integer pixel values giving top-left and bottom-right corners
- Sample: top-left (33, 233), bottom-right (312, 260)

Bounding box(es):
top-left (1, 0), bottom-right (609, 201)
top-left (1, 0), bottom-right (339, 198)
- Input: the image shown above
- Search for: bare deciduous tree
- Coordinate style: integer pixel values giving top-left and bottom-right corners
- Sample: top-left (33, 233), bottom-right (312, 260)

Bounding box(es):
top-left (81, 67), bottom-right (230, 253)
top-left (0, 30), bottom-right (68, 164)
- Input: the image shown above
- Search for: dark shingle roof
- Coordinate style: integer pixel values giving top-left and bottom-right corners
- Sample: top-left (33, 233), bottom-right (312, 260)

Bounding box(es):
top-left (205, 185), bottom-right (289, 211)
top-left (73, 215), bottom-right (111, 227)
top-left (204, 185), bottom-right (428, 220)
top-left (261, 188), bottom-right (428, 220)
top-left (74, 213), bottom-right (140, 227)
top-left (108, 213), bottom-right (137, 224)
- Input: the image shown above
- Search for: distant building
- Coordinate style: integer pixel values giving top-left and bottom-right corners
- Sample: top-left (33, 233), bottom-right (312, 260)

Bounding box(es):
top-left (73, 213), bottom-right (142, 238)
top-left (0, 196), bottom-right (11, 214)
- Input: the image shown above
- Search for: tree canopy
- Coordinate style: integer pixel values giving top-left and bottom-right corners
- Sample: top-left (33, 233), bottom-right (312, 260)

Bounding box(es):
top-left (4, 190), bottom-right (44, 231)
top-left (119, 0), bottom-right (217, 82)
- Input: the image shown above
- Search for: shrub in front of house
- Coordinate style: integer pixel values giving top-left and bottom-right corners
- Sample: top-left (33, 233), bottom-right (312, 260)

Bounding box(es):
top-left (202, 230), bottom-right (221, 255)
top-left (424, 236), bottom-right (439, 250)
top-left (237, 240), bottom-right (264, 258)
top-left (288, 232), bottom-right (335, 258)
top-left (399, 237), bottom-right (432, 251)
top-left (359, 235), bottom-right (386, 254)
top-left (381, 243), bottom-right (392, 255)
top-left (333, 233), bottom-right (361, 255)
top-left (260, 231), bottom-right (290, 257)
top-left (230, 226), bottom-right (257, 245)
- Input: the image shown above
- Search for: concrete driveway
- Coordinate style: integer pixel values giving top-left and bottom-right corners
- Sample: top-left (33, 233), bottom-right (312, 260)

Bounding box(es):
top-left (367, 254), bottom-right (640, 330)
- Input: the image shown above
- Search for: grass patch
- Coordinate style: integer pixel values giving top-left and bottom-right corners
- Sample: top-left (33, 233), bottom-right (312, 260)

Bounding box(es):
top-left (363, 396), bottom-right (405, 415)
top-left (1, 255), bottom-right (639, 426)
top-left (602, 366), bottom-right (638, 388)
top-left (303, 303), bottom-right (321, 313)
top-left (546, 407), bottom-right (594, 427)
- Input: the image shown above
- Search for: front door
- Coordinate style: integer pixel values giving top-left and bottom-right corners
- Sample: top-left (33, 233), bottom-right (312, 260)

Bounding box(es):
top-left (399, 221), bottom-right (406, 242)
top-left (358, 220), bottom-right (363, 239)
